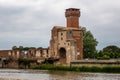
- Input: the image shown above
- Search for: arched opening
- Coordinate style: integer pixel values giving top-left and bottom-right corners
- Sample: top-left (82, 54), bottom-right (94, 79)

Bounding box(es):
top-left (59, 48), bottom-right (66, 64)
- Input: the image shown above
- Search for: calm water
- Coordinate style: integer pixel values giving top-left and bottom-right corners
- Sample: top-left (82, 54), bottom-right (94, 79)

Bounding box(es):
top-left (0, 69), bottom-right (120, 80)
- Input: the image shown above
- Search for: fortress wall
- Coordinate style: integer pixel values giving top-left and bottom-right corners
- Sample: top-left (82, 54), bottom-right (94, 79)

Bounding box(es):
top-left (70, 59), bottom-right (120, 66)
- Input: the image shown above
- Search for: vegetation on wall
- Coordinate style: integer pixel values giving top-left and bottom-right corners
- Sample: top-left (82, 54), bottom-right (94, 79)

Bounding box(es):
top-left (42, 58), bottom-right (59, 64)
top-left (12, 46), bottom-right (36, 50)
top-left (18, 58), bottom-right (30, 69)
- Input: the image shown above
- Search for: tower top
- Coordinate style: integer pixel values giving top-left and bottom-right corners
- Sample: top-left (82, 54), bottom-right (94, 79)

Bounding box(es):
top-left (65, 8), bottom-right (80, 28)
top-left (65, 8), bottom-right (80, 17)
top-left (66, 8), bottom-right (79, 10)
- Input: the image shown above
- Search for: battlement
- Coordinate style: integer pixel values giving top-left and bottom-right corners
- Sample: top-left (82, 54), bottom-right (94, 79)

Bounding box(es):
top-left (65, 8), bottom-right (80, 17)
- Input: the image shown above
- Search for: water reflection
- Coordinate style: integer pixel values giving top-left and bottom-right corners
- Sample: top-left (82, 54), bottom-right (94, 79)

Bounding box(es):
top-left (49, 71), bottom-right (82, 80)
top-left (0, 69), bottom-right (120, 80)
top-left (48, 71), bottom-right (120, 80)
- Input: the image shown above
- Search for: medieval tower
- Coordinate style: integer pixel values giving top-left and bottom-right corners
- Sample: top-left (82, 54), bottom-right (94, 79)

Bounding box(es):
top-left (49, 8), bottom-right (83, 65)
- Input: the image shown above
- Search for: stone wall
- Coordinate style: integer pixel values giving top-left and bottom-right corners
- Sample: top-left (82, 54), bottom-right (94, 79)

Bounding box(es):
top-left (70, 59), bottom-right (120, 66)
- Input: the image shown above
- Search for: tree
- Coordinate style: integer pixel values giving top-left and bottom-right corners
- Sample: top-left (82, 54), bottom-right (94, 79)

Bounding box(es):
top-left (12, 46), bottom-right (18, 50)
top-left (102, 45), bottom-right (120, 58)
top-left (19, 46), bottom-right (24, 50)
top-left (103, 45), bottom-right (120, 53)
top-left (81, 27), bottom-right (98, 58)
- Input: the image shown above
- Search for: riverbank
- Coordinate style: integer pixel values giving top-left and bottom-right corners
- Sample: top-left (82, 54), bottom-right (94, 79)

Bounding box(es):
top-left (31, 65), bottom-right (120, 73)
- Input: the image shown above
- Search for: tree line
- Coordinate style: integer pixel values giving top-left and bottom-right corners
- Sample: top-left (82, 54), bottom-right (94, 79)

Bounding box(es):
top-left (82, 27), bottom-right (120, 59)
top-left (12, 46), bottom-right (43, 50)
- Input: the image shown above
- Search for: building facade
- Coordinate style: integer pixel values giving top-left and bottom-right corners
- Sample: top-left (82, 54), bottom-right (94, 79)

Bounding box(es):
top-left (49, 8), bottom-right (83, 65)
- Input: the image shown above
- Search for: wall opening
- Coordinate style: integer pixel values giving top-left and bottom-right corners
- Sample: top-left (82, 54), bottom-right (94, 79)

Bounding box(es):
top-left (59, 48), bottom-right (66, 64)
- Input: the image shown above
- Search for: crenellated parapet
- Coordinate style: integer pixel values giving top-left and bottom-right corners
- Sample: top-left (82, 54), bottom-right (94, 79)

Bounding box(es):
top-left (65, 8), bottom-right (80, 17)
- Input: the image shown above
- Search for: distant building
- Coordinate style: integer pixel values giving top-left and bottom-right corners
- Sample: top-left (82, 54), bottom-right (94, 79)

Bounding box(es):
top-left (0, 48), bottom-right (49, 60)
top-left (49, 8), bottom-right (83, 65)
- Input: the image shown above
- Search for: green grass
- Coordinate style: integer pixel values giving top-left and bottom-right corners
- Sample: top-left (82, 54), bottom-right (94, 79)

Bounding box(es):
top-left (31, 65), bottom-right (120, 73)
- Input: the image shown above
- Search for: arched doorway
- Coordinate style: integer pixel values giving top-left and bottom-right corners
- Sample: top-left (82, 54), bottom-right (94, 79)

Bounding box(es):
top-left (59, 48), bottom-right (66, 64)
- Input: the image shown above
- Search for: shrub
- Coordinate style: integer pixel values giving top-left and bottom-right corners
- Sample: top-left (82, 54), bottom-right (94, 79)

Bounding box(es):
top-left (18, 58), bottom-right (30, 69)
top-left (32, 65), bottom-right (120, 73)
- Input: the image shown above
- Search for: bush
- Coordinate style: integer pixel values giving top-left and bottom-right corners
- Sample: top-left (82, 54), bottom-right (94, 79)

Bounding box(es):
top-left (102, 66), bottom-right (120, 73)
top-left (102, 55), bottom-right (110, 59)
top-left (32, 65), bottom-right (120, 73)
top-left (18, 58), bottom-right (30, 69)
top-left (97, 55), bottom-right (110, 60)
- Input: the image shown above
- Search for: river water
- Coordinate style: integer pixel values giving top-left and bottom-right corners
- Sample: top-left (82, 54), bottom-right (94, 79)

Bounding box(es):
top-left (0, 69), bottom-right (120, 80)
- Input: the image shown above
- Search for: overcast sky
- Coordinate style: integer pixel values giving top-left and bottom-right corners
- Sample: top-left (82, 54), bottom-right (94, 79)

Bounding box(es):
top-left (0, 0), bottom-right (120, 50)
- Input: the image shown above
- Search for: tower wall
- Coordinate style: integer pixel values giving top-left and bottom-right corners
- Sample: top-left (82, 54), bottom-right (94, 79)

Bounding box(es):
top-left (65, 8), bottom-right (80, 28)
top-left (65, 8), bottom-right (83, 59)
top-left (72, 30), bottom-right (83, 59)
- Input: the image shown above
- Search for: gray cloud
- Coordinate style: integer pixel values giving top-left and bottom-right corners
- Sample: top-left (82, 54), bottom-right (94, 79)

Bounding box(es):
top-left (0, 0), bottom-right (120, 50)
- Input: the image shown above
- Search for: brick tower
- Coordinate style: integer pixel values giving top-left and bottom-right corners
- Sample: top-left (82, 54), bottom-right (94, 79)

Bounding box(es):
top-left (65, 8), bottom-right (80, 28)
top-left (50, 8), bottom-right (83, 65)
top-left (65, 8), bottom-right (83, 59)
